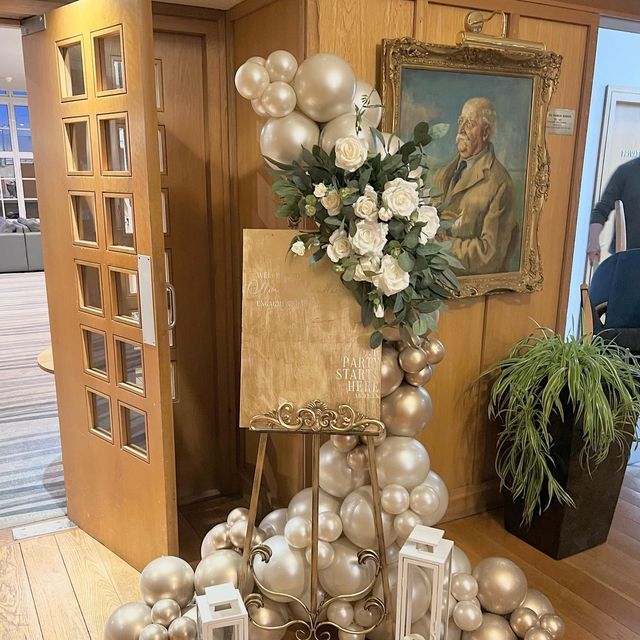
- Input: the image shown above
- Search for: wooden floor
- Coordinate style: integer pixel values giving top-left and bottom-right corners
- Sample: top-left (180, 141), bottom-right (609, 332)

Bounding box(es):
top-left (1, 467), bottom-right (639, 639)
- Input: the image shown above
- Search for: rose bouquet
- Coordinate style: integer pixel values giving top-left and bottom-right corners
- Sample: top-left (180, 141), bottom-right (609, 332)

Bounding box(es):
top-left (268, 121), bottom-right (461, 348)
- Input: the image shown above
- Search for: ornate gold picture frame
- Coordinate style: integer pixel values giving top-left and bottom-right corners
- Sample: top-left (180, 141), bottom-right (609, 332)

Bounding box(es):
top-left (381, 38), bottom-right (562, 297)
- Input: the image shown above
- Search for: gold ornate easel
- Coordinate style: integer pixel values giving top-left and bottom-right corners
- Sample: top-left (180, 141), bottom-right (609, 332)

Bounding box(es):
top-left (239, 400), bottom-right (392, 640)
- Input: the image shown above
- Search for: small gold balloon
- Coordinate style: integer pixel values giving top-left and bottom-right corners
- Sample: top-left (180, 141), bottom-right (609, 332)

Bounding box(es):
top-left (246, 56), bottom-right (266, 66)
top-left (405, 364), bottom-right (434, 387)
top-left (452, 600), bottom-right (483, 632)
top-left (201, 522), bottom-right (231, 558)
top-left (524, 628), bottom-right (553, 640)
top-left (168, 616), bottom-right (197, 640)
top-left (260, 81), bottom-right (297, 118)
top-left (140, 624), bottom-right (169, 640)
top-left (140, 557), bottom-right (195, 609)
top-left (234, 61), bottom-right (269, 100)
top-left (251, 97), bottom-right (269, 118)
top-left (425, 338), bottom-right (445, 365)
top-left (151, 599), bottom-right (181, 627)
top-left (381, 344), bottom-right (403, 397)
top-left (520, 589), bottom-right (555, 618)
top-left (539, 614), bottom-right (565, 639)
top-left (381, 384), bottom-right (433, 437)
top-left (398, 346), bottom-right (429, 374)
top-left (227, 507), bottom-right (248, 526)
top-left (331, 434), bottom-right (359, 452)
top-left (510, 607), bottom-right (539, 637)
top-left (451, 573), bottom-right (479, 601)
top-left (265, 49), bottom-right (298, 83)
top-left (346, 444), bottom-right (368, 471)
top-left (463, 612), bottom-right (517, 640)
top-left (104, 603), bottom-right (152, 640)
top-left (381, 483), bottom-right (410, 515)
top-left (473, 557), bottom-right (528, 615)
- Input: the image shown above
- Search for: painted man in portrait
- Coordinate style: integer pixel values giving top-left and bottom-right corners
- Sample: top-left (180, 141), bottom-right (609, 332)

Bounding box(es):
top-left (433, 97), bottom-right (516, 275)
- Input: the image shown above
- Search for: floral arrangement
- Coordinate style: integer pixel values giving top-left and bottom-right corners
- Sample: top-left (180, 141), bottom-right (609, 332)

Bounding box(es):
top-left (269, 121), bottom-right (462, 347)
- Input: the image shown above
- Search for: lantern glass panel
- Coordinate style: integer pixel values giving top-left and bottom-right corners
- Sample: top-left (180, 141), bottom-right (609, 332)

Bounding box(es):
top-left (211, 626), bottom-right (237, 640)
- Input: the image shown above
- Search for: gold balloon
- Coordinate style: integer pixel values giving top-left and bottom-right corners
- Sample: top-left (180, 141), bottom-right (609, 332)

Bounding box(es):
top-left (510, 607), bottom-right (539, 637)
top-left (381, 344), bottom-right (404, 397)
top-left (524, 629), bottom-right (553, 640)
top-left (293, 53), bottom-right (356, 123)
top-left (319, 441), bottom-right (369, 498)
top-left (375, 436), bottom-right (430, 490)
top-left (332, 434), bottom-right (359, 452)
top-left (462, 613), bottom-right (517, 640)
top-left (260, 81), bottom-right (297, 118)
top-left (319, 538), bottom-right (375, 601)
top-left (167, 616), bottom-right (197, 640)
top-left (381, 384), bottom-right (432, 437)
top-left (340, 485), bottom-right (397, 548)
top-left (253, 535), bottom-right (308, 603)
top-left (104, 602), bottom-right (152, 640)
top-left (194, 549), bottom-right (244, 594)
top-left (381, 483), bottom-right (410, 515)
top-left (519, 590), bottom-right (555, 618)
top-left (398, 346), bottom-right (429, 374)
top-left (318, 511), bottom-right (343, 542)
top-left (265, 50), bottom-right (298, 83)
top-left (227, 507), bottom-right (249, 526)
top-left (259, 508), bottom-right (288, 538)
top-left (151, 599), bottom-right (181, 627)
top-left (140, 624), bottom-right (169, 640)
top-left (349, 79), bottom-right (382, 127)
top-left (451, 573), bottom-right (479, 602)
top-left (539, 614), bottom-right (565, 639)
top-left (235, 61), bottom-right (270, 100)
top-left (473, 557), bottom-right (528, 615)
top-left (320, 114), bottom-right (375, 153)
top-left (425, 339), bottom-right (445, 365)
top-left (140, 557), bottom-right (195, 609)
top-left (260, 112), bottom-right (319, 166)
top-left (346, 445), bottom-right (368, 471)
top-left (453, 601), bottom-right (483, 632)
top-left (248, 597), bottom-right (289, 640)
top-left (201, 522), bottom-right (231, 557)
top-left (405, 364), bottom-right (434, 387)
top-left (287, 486), bottom-right (341, 520)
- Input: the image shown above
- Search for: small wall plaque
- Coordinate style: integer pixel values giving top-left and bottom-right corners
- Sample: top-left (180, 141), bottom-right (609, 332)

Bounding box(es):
top-left (546, 108), bottom-right (575, 136)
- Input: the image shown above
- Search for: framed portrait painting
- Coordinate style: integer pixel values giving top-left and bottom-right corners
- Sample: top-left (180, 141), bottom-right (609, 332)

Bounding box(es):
top-left (381, 38), bottom-right (562, 297)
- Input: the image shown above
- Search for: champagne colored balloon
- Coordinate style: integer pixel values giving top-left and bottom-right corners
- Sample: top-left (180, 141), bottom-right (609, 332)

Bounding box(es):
top-left (168, 616), bottom-right (197, 640)
top-left (453, 601), bottom-right (483, 632)
top-left (287, 486), bottom-right (341, 520)
top-left (284, 516), bottom-right (312, 549)
top-left (265, 50), bottom-right (298, 83)
top-left (360, 430), bottom-right (386, 447)
top-left (398, 346), bottom-right (429, 374)
top-left (524, 629), bottom-right (553, 640)
top-left (394, 509), bottom-right (423, 539)
top-left (405, 364), bottom-right (434, 387)
top-left (104, 602), bottom-right (152, 640)
top-left (194, 549), bottom-right (245, 594)
top-left (293, 53), bottom-right (356, 123)
top-left (473, 557), bottom-right (528, 615)
top-left (327, 601), bottom-right (354, 627)
top-left (375, 436), bottom-right (430, 489)
top-left (381, 483), bottom-right (410, 515)
top-left (201, 523), bottom-right (231, 558)
top-left (235, 61), bottom-right (270, 100)
top-left (151, 599), bottom-right (181, 627)
top-left (452, 545), bottom-right (472, 576)
top-left (425, 339), bottom-right (445, 365)
top-left (381, 344), bottom-right (404, 397)
top-left (260, 82), bottom-right (297, 118)
top-left (509, 607), bottom-right (539, 637)
top-left (348, 79), bottom-right (382, 127)
top-left (414, 471), bottom-right (449, 525)
top-left (461, 613), bottom-right (517, 640)
top-left (319, 441), bottom-right (369, 498)
top-left (260, 508), bottom-right (289, 538)
top-left (229, 520), bottom-right (267, 549)
top-left (247, 56), bottom-right (266, 66)
top-left (140, 624), bottom-right (169, 640)
top-left (305, 540), bottom-right (335, 570)
top-left (318, 511), bottom-right (343, 542)
top-left (353, 597), bottom-right (378, 627)
top-left (338, 623), bottom-right (366, 640)
top-left (227, 507), bottom-right (249, 526)
top-left (319, 538), bottom-right (376, 600)
top-left (519, 590), bottom-right (555, 618)
top-left (140, 557), bottom-right (195, 609)
top-left (320, 114), bottom-right (375, 154)
top-left (260, 112), bottom-right (320, 166)
top-left (340, 485), bottom-right (397, 548)
top-left (346, 445), bottom-right (368, 471)
top-left (251, 97), bottom-right (270, 118)
top-left (373, 563), bottom-right (431, 622)
top-left (410, 485), bottom-right (440, 520)
top-left (381, 385), bottom-right (433, 437)
top-left (451, 574), bottom-right (479, 602)
top-left (385, 542), bottom-right (401, 565)
top-left (539, 614), bottom-right (565, 639)
top-left (332, 434), bottom-right (360, 452)
top-left (247, 597), bottom-right (289, 640)
top-left (254, 535), bottom-right (307, 603)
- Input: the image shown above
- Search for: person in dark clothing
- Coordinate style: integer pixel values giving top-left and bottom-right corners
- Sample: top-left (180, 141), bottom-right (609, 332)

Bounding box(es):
top-left (587, 157), bottom-right (640, 265)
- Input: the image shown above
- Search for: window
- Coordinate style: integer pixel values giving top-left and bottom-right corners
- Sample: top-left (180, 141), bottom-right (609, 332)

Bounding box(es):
top-left (0, 96), bottom-right (38, 219)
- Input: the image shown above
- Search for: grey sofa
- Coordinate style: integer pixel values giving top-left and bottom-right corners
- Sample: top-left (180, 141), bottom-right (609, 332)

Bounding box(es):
top-left (0, 219), bottom-right (43, 273)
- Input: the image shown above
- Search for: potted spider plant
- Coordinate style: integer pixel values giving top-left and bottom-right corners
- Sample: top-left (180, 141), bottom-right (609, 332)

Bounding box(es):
top-left (487, 328), bottom-right (640, 559)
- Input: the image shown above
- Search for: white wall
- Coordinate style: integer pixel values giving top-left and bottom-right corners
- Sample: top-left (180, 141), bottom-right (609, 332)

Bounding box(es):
top-left (566, 27), bottom-right (640, 333)
top-left (0, 27), bottom-right (26, 92)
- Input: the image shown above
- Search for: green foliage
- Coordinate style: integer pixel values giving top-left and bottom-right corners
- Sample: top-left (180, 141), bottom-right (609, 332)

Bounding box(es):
top-left (486, 328), bottom-right (640, 525)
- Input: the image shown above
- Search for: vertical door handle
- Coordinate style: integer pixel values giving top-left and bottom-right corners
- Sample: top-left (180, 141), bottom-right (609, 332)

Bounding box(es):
top-left (166, 282), bottom-right (176, 329)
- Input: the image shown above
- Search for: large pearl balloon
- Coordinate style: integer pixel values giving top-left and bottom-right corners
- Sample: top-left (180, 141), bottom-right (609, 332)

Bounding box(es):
top-left (453, 601), bottom-right (483, 632)
top-left (318, 511), bottom-right (343, 542)
top-left (104, 602), bottom-right (152, 640)
top-left (425, 339), bottom-right (445, 365)
top-left (519, 590), bottom-right (555, 618)
top-left (340, 485), bottom-right (397, 548)
top-left (140, 624), bottom-right (169, 640)
top-left (201, 523), bottom-right (231, 557)
top-left (405, 364), bottom-right (434, 387)
top-left (235, 61), bottom-right (270, 100)
top-left (293, 53), bottom-right (356, 123)
top-left (451, 574), bottom-right (479, 602)
top-left (253, 535), bottom-right (307, 603)
top-left (287, 487), bottom-right (341, 520)
top-left (327, 600), bottom-right (354, 627)
top-left (381, 344), bottom-right (404, 397)
top-left (247, 597), bottom-right (289, 640)
top-left (151, 599), bottom-right (181, 627)
top-left (510, 607), bottom-right (539, 637)
top-left (259, 508), bottom-right (289, 538)
top-left (413, 471), bottom-right (449, 525)
top-left (305, 540), bottom-right (335, 570)
top-left (473, 557), bottom-right (528, 615)
top-left (349, 79), bottom-right (382, 127)
top-left (394, 509), bottom-right (422, 539)
top-left (461, 613), bottom-right (517, 640)
top-left (167, 616), bottom-right (197, 640)
top-left (375, 436), bottom-right (430, 490)
top-left (194, 549), bottom-right (244, 594)
top-left (373, 563), bottom-right (431, 622)
top-left (319, 441), bottom-right (369, 498)
top-left (284, 516), bottom-right (312, 549)
top-left (260, 82), bottom-right (297, 118)
top-left (228, 507), bottom-right (249, 526)
top-left (539, 614), bottom-right (565, 639)
top-left (524, 629), bottom-right (553, 640)
top-left (140, 557), bottom-right (195, 609)
top-left (381, 484), bottom-right (410, 515)
top-left (319, 538), bottom-right (375, 601)
top-left (398, 346), bottom-right (429, 374)
top-left (260, 112), bottom-right (319, 166)
top-left (265, 50), bottom-right (298, 83)
top-left (320, 114), bottom-right (375, 154)
top-left (381, 385), bottom-right (433, 437)
top-left (452, 545), bottom-right (472, 575)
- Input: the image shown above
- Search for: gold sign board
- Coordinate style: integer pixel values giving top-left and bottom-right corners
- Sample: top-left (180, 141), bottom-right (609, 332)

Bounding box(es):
top-left (240, 229), bottom-right (381, 427)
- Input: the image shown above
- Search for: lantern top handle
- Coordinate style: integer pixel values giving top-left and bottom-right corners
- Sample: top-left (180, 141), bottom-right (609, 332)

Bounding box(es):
top-left (408, 525), bottom-right (444, 547)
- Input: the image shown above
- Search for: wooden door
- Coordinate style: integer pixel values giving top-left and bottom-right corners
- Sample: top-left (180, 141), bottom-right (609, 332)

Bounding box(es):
top-left (22, 0), bottom-right (177, 570)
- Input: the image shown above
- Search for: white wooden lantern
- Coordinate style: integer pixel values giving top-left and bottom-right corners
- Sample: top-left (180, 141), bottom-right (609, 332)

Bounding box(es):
top-left (396, 525), bottom-right (453, 640)
top-left (197, 582), bottom-right (248, 640)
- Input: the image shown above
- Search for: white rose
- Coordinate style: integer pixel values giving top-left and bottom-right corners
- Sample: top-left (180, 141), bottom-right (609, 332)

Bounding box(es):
top-left (417, 205), bottom-right (440, 243)
top-left (351, 220), bottom-right (388, 257)
top-left (354, 255), bottom-right (381, 283)
top-left (378, 206), bottom-right (393, 222)
top-left (335, 136), bottom-right (368, 173)
top-left (326, 229), bottom-right (352, 263)
top-left (382, 177), bottom-right (419, 219)
top-left (321, 190), bottom-right (342, 215)
top-left (314, 183), bottom-right (328, 198)
top-left (353, 185), bottom-right (378, 221)
top-left (372, 254), bottom-right (410, 296)
top-left (291, 240), bottom-right (306, 256)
